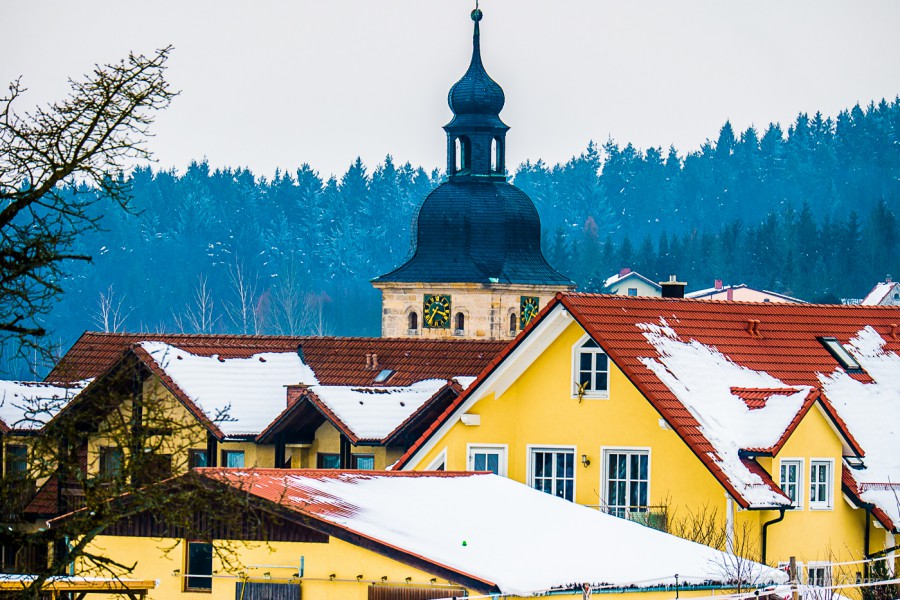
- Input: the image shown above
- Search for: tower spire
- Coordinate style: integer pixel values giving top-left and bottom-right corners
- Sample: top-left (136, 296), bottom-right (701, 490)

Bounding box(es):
top-left (444, 6), bottom-right (508, 179)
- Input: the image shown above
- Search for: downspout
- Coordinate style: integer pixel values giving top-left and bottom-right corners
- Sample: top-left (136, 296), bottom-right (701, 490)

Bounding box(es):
top-left (864, 505), bottom-right (871, 582)
top-left (761, 508), bottom-right (786, 565)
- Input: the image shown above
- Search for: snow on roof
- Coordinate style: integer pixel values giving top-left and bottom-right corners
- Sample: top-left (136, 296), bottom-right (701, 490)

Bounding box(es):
top-left (861, 282), bottom-right (899, 305)
top-left (637, 319), bottom-right (806, 507)
top-left (818, 326), bottom-right (900, 528)
top-left (311, 379), bottom-right (449, 440)
top-left (454, 375), bottom-right (476, 390)
top-left (603, 269), bottom-right (660, 290)
top-left (140, 341), bottom-right (318, 436)
top-left (205, 469), bottom-right (787, 596)
top-left (0, 380), bottom-right (85, 431)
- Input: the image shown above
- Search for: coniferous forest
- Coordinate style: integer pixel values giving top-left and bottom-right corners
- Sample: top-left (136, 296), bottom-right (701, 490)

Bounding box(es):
top-left (6, 99), bottom-right (900, 377)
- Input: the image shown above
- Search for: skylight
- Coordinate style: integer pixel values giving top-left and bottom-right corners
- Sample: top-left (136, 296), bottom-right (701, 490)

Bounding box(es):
top-left (818, 337), bottom-right (862, 371)
top-left (374, 369), bottom-right (395, 383)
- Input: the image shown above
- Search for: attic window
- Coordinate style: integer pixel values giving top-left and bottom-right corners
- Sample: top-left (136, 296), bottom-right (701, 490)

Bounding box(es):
top-left (818, 337), bottom-right (862, 371)
top-left (374, 369), bottom-right (394, 383)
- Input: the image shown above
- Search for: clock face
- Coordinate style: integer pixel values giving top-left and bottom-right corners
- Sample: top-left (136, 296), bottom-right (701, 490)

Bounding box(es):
top-left (423, 294), bottom-right (452, 329)
top-left (519, 296), bottom-right (540, 329)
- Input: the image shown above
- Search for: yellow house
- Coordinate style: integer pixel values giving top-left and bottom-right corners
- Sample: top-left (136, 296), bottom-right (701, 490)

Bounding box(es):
top-left (397, 294), bottom-right (900, 589)
top-left (51, 468), bottom-right (787, 600)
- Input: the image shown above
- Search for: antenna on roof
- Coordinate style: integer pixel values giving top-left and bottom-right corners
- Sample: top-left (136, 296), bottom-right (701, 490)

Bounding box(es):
top-left (296, 344), bottom-right (306, 363)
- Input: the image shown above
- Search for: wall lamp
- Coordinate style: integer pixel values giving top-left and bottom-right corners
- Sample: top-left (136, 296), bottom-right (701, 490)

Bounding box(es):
top-left (581, 454), bottom-right (591, 468)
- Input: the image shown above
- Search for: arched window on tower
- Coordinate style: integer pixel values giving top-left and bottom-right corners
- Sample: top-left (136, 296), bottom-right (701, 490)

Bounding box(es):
top-left (490, 138), bottom-right (498, 172)
top-left (455, 136), bottom-right (471, 173)
top-left (491, 137), bottom-right (504, 174)
top-left (408, 311), bottom-right (419, 335)
top-left (454, 312), bottom-right (465, 335)
top-left (509, 312), bottom-right (517, 336)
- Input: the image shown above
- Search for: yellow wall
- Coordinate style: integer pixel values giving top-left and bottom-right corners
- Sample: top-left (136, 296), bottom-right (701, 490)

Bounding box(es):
top-left (753, 405), bottom-right (866, 574)
top-left (408, 320), bottom-right (878, 577)
top-left (81, 533), bottom-right (755, 600)
top-left (298, 421), bottom-right (402, 469)
top-left (82, 534), bottom-right (465, 600)
top-left (413, 321), bottom-right (726, 517)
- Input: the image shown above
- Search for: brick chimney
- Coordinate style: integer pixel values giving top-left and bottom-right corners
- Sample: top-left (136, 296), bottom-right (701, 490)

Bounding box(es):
top-left (286, 384), bottom-right (309, 408)
top-left (726, 287), bottom-right (734, 301)
top-left (619, 267), bottom-right (632, 277)
top-left (714, 279), bottom-right (723, 290)
top-left (660, 275), bottom-right (686, 298)
top-left (887, 274), bottom-right (893, 283)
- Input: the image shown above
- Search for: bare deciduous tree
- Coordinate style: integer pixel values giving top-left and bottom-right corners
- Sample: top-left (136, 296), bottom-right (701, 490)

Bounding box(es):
top-left (0, 47), bottom-right (176, 363)
top-left (91, 285), bottom-right (133, 333)
top-left (174, 274), bottom-right (220, 334)
top-left (224, 259), bottom-right (260, 334)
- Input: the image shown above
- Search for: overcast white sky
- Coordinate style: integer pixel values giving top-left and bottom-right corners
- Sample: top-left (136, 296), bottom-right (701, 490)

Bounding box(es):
top-left (4, 1), bottom-right (900, 178)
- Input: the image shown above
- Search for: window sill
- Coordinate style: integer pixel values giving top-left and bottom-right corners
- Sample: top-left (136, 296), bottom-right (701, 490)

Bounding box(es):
top-left (808, 504), bottom-right (833, 511)
top-left (572, 393), bottom-right (610, 400)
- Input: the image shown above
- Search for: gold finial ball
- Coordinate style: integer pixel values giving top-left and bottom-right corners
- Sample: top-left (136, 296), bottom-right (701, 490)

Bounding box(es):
top-left (471, 8), bottom-right (483, 22)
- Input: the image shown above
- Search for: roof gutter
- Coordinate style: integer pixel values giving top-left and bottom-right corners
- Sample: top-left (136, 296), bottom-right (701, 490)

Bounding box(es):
top-left (761, 508), bottom-right (786, 565)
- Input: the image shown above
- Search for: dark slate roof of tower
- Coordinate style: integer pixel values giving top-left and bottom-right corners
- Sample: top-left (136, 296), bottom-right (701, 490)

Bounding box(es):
top-left (373, 9), bottom-right (573, 288)
top-left (374, 180), bottom-right (573, 286)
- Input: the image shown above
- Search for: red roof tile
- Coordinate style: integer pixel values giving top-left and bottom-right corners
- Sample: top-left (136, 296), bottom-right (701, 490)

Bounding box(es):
top-left (49, 333), bottom-right (505, 387)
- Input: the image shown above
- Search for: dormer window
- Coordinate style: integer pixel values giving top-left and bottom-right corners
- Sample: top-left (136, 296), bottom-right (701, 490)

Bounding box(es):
top-left (573, 335), bottom-right (609, 398)
top-left (818, 337), bottom-right (862, 371)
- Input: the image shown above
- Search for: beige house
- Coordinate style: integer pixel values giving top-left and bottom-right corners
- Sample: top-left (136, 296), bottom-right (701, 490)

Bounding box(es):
top-left (687, 280), bottom-right (806, 303)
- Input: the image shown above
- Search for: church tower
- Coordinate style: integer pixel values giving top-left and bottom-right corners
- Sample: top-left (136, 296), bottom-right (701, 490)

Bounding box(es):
top-left (372, 8), bottom-right (574, 340)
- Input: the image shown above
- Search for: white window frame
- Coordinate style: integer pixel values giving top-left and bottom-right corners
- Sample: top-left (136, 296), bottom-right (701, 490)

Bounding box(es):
top-left (527, 444), bottom-right (576, 502)
top-left (809, 458), bottom-right (834, 510)
top-left (601, 447), bottom-right (651, 518)
top-left (807, 562), bottom-right (831, 587)
top-left (425, 447), bottom-right (447, 471)
top-left (467, 444), bottom-right (508, 477)
top-left (779, 458), bottom-right (804, 509)
top-left (571, 334), bottom-right (610, 399)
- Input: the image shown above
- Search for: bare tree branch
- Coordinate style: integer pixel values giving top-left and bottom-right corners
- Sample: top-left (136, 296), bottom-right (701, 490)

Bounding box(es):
top-left (0, 46), bottom-right (177, 366)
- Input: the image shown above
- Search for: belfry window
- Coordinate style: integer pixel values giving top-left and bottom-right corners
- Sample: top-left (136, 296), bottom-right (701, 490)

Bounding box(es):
top-left (455, 136), bottom-right (471, 173)
top-left (408, 311), bottom-right (419, 335)
top-left (509, 313), bottom-right (517, 335)
top-left (491, 136), bottom-right (503, 173)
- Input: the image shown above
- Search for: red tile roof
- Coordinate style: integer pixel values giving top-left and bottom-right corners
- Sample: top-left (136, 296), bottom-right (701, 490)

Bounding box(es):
top-left (398, 294), bottom-right (896, 507)
top-left (730, 388), bottom-right (801, 410)
top-left (842, 469), bottom-right (895, 531)
top-left (49, 333), bottom-right (505, 386)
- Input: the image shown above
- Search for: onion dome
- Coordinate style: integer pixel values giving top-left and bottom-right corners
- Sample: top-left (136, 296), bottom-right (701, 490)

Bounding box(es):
top-left (447, 8), bottom-right (506, 123)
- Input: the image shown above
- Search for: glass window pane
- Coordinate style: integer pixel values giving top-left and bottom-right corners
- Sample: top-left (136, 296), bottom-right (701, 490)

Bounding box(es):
top-left (595, 373), bottom-right (608, 391)
top-left (186, 542), bottom-right (212, 590)
top-left (225, 451), bottom-right (244, 468)
top-left (486, 454), bottom-right (499, 475)
top-left (580, 353), bottom-right (592, 370)
top-left (354, 455), bottom-right (375, 470)
top-left (474, 454), bottom-right (486, 471)
top-left (596, 353), bottom-right (608, 370)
